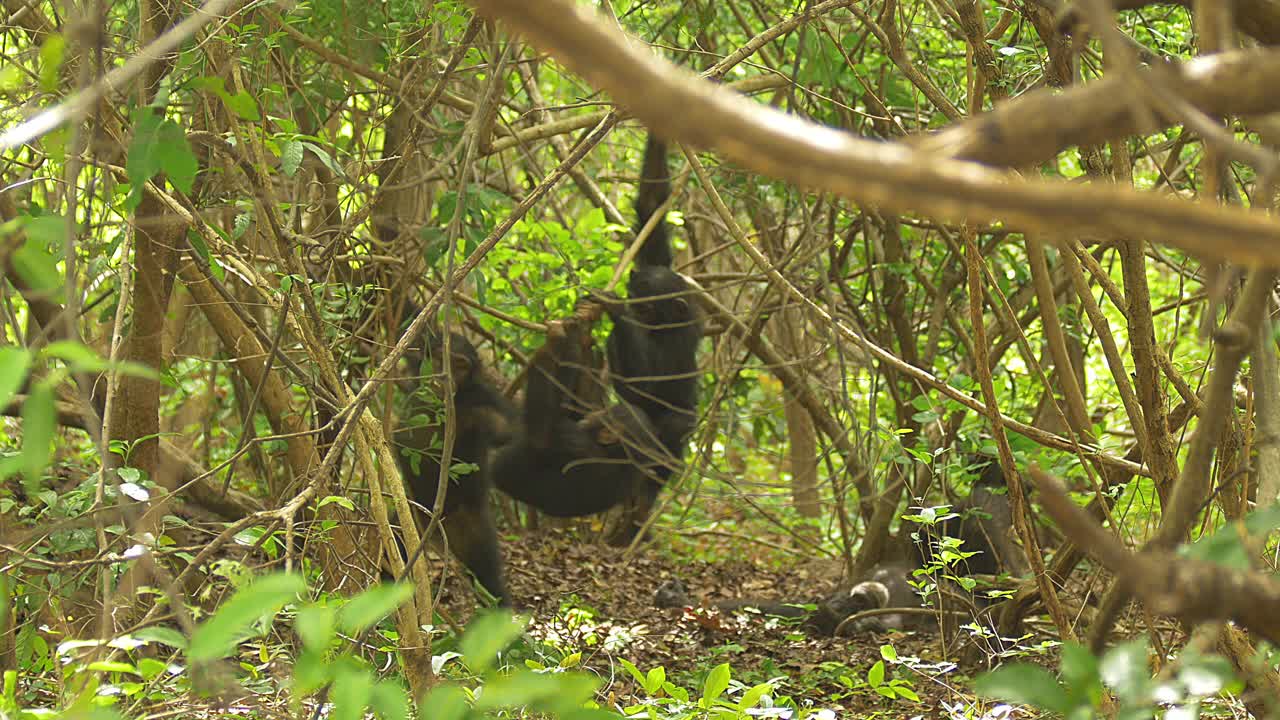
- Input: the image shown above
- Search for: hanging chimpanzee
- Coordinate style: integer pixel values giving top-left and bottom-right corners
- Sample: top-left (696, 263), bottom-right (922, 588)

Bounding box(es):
top-left (489, 315), bottom-right (674, 520)
top-left (584, 134), bottom-right (704, 543)
top-left (392, 329), bottom-right (515, 605)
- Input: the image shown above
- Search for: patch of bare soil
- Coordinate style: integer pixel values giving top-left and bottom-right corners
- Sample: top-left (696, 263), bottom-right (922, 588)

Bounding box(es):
top-left (435, 529), bottom-right (1039, 718)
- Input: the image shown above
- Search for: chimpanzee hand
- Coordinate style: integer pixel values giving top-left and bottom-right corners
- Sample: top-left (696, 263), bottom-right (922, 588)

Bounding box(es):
top-left (575, 289), bottom-right (622, 321)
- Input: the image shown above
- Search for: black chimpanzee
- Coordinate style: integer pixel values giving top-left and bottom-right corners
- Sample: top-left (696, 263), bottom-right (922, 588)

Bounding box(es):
top-left (585, 134), bottom-right (704, 543)
top-left (489, 315), bottom-right (674, 520)
top-left (392, 329), bottom-right (515, 605)
top-left (915, 456), bottom-right (1029, 580)
top-left (653, 562), bottom-right (926, 637)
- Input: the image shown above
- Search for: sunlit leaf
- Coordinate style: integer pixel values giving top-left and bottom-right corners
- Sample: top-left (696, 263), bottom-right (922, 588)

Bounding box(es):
top-left (38, 33), bottom-right (66, 92)
top-left (280, 140), bottom-right (305, 177)
top-left (0, 347), bottom-right (32, 410)
top-left (295, 604), bottom-right (336, 651)
top-left (20, 383), bottom-right (55, 492)
top-left (420, 683), bottom-right (469, 720)
top-left (368, 680), bottom-right (410, 720)
top-left (337, 583), bottom-right (413, 634)
top-left (459, 610), bottom-right (523, 674)
top-left (1101, 637), bottom-right (1151, 700)
top-left (188, 572), bottom-right (305, 661)
top-left (12, 219), bottom-right (64, 294)
top-left (330, 661), bottom-right (374, 720)
top-left (974, 664), bottom-right (1072, 714)
top-left (701, 662), bottom-right (730, 702)
top-left (43, 340), bottom-right (108, 373)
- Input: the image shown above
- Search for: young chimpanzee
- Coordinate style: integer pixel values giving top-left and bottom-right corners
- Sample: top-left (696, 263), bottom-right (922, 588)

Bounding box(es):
top-left (586, 134), bottom-right (704, 543)
top-left (829, 563), bottom-right (927, 636)
top-left (594, 134), bottom-right (702, 456)
top-left (653, 562), bottom-right (925, 637)
top-left (915, 456), bottom-right (1030, 581)
top-left (489, 316), bottom-right (673, 521)
top-left (392, 330), bottom-right (516, 606)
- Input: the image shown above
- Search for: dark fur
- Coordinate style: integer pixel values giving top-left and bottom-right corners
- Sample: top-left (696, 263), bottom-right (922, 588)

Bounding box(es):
top-left (654, 562), bottom-right (925, 637)
top-left (599, 135), bottom-right (703, 457)
top-left (588, 135), bottom-right (703, 543)
top-left (829, 563), bottom-right (926, 635)
top-left (490, 319), bottom-right (670, 524)
top-left (393, 330), bottom-right (515, 605)
top-left (915, 456), bottom-right (1030, 581)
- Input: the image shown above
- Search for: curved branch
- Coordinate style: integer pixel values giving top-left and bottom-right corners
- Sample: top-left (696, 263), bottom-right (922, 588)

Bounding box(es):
top-left (1030, 467), bottom-right (1280, 647)
top-left (467, 0), bottom-right (1280, 267)
top-left (918, 47), bottom-right (1280, 168)
top-left (1, 0), bottom-right (245, 150)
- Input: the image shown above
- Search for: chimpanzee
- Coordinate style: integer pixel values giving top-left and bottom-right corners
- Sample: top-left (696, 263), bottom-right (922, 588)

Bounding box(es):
top-left (653, 562), bottom-right (925, 637)
top-left (392, 329), bottom-right (515, 605)
top-left (829, 562), bottom-right (927, 635)
top-left (584, 134), bottom-right (704, 543)
top-left (914, 456), bottom-right (1029, 580)
top-left (489, 316), bottom-right (675, 520)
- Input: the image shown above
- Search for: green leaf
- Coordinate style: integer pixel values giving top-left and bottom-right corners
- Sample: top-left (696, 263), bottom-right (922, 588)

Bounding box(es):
top-left (471, 671), bottom-right (560, 711)
top-left (43, 340), bottom-right (108, 373)
top-left (157, 120), bottom-right (197, 193)
top-left (1101, 637), bottom-right (1151, 700)
top-left (301, 142), bottom-right (342, 177)
top-left (974, 664), bottom-right (1072, 714)
top-left (135, 657), bottom-right (167, 680)
top-left (459, 610), bottom-right (524, 674)
top-left (20, 384), bottom-right (55, 491)
top-left (867, 660), bottom-right (885, 688)
top-left (38, 34), bottom-right (66, 92)
top-left (188, 572), bottom-right (305, 661)
top-left (420, 683), bottom-right (469, 720)
top-left (701, 663), bottom-right (731, 702)
top-left (280, 140), bottom-right (305, 177)
top-left (317, 495), bottom-right (355, 511)
top-left (895, 686), bottom-right (921, 702)
top-left (12, 220), bottom-right (64, 294)
top-left (87, 661), bottom-right (138, 674)
top-left (337, 583), bottom-right (413, 634)
top-left (224, 90), bottom-right (260, 121)
top-left (0, 347), bottom-right (32, 410)
top-left (331, 662), bottom-right (374, 720)
top-left (1243, 501), bottom-right (1280, 535)
top-left (1060, 642), bottom-right (1102, 704)
top-left (133, 625), bottom-right (187, 649)
top-left (114, 360), bottom-right (161, 380)
top-left (125, 110), bottom-right (163, 210)
top-left (292, 648), bottom-right (331, 695)
top-left (737, 682), bottom-right (771, 710)
top-left (618, 657), bottom-right (646, 687)
top-left (559, 710), bottom-right (626, 720)
top-left (368, 680), bottom-right (410, 720)
top-left (295, 604), bottom-right (336, 651)
top-left (645, 665), bottom-right (666, 695)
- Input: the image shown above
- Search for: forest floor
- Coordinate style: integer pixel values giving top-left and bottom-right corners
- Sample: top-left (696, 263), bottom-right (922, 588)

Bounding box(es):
top-left (434, 527), bottom-right (1051, 719)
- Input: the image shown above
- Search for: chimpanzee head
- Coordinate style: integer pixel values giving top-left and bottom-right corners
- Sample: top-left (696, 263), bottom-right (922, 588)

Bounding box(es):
top-left (627, 266), bottom-right (699, 330)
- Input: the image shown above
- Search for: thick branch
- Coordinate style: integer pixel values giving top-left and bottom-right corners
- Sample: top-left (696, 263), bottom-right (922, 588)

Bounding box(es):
top-left (918, 47), bottom-right (1280, 168)
top-left (1030, 468), bottom-right (1280, 646)
top-left (468, 0), bottom-right (1280, 267)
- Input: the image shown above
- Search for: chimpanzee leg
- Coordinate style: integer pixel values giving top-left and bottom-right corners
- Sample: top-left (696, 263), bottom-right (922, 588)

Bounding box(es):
top-left (605, 477), bottom-right (663, 547)
top-left (442, 501), bottom-right (510, 606)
